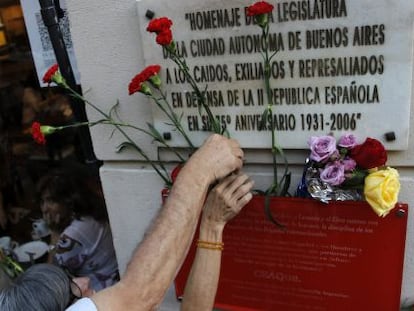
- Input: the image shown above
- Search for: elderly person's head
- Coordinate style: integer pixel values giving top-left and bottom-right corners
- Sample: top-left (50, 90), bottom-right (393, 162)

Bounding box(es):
top-left (0, 263), bottom-right (92, 311)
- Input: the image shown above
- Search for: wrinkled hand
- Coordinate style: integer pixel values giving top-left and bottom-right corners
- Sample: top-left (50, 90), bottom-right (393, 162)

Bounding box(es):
top-left (202, 172), bottom-right (254, 228)
top-left (188, 134), bottom-right (244, 183)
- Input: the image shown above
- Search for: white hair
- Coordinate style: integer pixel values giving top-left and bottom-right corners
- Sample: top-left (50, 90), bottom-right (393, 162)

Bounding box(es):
top-left (0, 263), bottom-right (71, 311)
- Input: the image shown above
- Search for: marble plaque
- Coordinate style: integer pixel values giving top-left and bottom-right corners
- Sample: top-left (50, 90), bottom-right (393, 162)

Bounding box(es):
top-left (136, 0), bottom-right (414, 149)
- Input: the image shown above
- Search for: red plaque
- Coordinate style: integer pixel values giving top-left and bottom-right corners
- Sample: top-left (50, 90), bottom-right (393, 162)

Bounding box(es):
top-left (174, 196), bottom-right (408, 311)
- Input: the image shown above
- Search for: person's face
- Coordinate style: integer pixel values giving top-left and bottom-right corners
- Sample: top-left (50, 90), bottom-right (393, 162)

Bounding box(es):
top-left (40, 194), bottom-right (72, 232)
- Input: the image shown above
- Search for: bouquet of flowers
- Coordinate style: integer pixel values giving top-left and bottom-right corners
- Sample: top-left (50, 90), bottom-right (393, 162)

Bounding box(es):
top-left (31, 1), bottom-right (291, 195)
top-left (297, 133), bottom-right (400, 217)
top-left (32, 12), bottom-right (225, 189)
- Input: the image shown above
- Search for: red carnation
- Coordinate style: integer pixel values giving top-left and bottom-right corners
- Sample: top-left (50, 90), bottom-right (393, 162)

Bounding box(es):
top-left (146, 17), bottom-right (173, 33)
top-left (350, 137), bottom-right (387, 169)
top-left (156, 29), bottom-right (173, 46)
top-left (129, 65), bottom-right (162, 95)
top-left (42, 64), bottom-right (59, 84)
top-left (247, 1), bottom-right (274, 16)
top-left (128, 74), bottom-right (145, 95)
top-left (31, 122), bottom-right (46, 145)
top-left (141, 65), bottom-right (161, 80)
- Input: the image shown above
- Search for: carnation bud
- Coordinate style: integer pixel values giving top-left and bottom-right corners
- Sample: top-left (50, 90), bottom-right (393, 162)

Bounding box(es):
top-left (167, 41), bottom-right (176, 53)
top-left (139, 82), bottom-right (152, 95)
top-left (51, 72), bottom-right (67, 86)
top-left (255, 13), bottom-right (269, 28)
top-left (149, 75), bottom-right (162, 88)
top-left (40, 125), bottom-right (58, 135)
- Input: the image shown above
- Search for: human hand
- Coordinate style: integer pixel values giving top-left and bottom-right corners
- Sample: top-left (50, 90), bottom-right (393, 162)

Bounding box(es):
top-left (187, 134), bottom-right (244, 184)
top-left (201, 172), bottom-right (254, 229)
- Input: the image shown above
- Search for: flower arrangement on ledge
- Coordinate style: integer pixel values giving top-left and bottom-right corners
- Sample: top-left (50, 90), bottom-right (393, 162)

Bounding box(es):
top-left (30, 1), bottom-right (400, 218)
top-left (296, 133), bottom-right (400, 217)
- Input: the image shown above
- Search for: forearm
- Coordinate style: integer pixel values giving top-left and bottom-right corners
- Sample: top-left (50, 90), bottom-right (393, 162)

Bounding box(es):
top-left (91, 134), bottom-right (243, 310)
top-left (93, 161), bottom-right (212, 310)
top-left (180, 222), bottom-right (224, 311)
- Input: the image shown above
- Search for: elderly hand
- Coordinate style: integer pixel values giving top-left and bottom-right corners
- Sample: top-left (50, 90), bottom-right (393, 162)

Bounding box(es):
top-left (201, 171), bottom-right (254, 229)
top-left (186, 134), bottom-right (244, 184)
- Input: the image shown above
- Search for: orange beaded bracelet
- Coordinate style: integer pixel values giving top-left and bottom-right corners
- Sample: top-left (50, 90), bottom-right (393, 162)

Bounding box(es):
top-left (197, 240), bottom-right (224, 251)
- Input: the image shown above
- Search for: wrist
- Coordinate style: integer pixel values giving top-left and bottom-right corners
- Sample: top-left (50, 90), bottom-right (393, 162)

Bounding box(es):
top-left (184, 152), bottom-right (216, 185)
top-left (178, 159), bottom-right (213, 188)
top-left (199, 221), bottom-right (224, 243)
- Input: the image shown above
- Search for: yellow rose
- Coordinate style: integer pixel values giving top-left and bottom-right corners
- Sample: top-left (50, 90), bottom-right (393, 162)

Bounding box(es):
top-left (364, 167), bottom-right (400, 217)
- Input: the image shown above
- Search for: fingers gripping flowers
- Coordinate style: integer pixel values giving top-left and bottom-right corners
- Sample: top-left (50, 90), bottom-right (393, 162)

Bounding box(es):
top-left (302, 133), bottom-right (400, 217)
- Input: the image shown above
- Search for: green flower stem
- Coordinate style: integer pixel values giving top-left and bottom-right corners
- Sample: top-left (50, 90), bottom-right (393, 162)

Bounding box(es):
top-left (149, 92), bottom-right (196, 150)
top-left (62, 120), bottom-right (186, 163)
top-left (166, 47), bottom-right (225, 136)
top-left (55, 121), bottom-right (92, 130)
top-left (115, 122), bottom-right (187, 163)
top-left (259, 18), bottom-right (290, 196)
top-left (63, 86), bottom-right (172, 186)
top-left (261, 23), bottom-right (279, 194)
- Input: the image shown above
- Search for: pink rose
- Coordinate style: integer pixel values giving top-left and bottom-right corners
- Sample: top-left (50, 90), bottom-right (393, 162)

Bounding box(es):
top-left (342, 157), bottom-right (356, 171)
top-left (308, 135), bottom-right (337, 162)
top-left (320, 161), bottom-right (346, 186)
top-left (338, 133), bottom-right (358, 149)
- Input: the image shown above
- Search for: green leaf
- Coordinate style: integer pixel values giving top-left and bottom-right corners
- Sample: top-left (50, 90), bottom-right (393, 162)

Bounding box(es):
top-left (116, 141), bottom-right (142, 153)
top-left (109, 100), bottom-right (121, 119)
top-left (109, 128), bottom-right (116, 139)
top-left (146, 123), bottom-right (164, 142)
top-left (342, 170), bottom-right (368, 188)
top-left (259, 107), bottom-right (269, 131)
top-left (278, 172), bottom-right (291, 197)
top-left (264, 194), bottom-right (286, 230)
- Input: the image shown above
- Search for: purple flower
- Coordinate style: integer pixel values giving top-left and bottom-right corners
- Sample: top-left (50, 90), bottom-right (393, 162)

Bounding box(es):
top-left (342, 157), bottom-right (357, 171)
top-left (320, 161), bottom-right (346, 186)
top-left (338, 133), bottom-right (358, 149)
top-left (308, 135), bottom-right (338, 162)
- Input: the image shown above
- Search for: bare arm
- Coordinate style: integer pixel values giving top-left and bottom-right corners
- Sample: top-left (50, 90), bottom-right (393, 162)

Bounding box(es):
top-left (180, 172), bottom-right (253, 311)
top-left (92, 134), bottom-right (243, 311)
